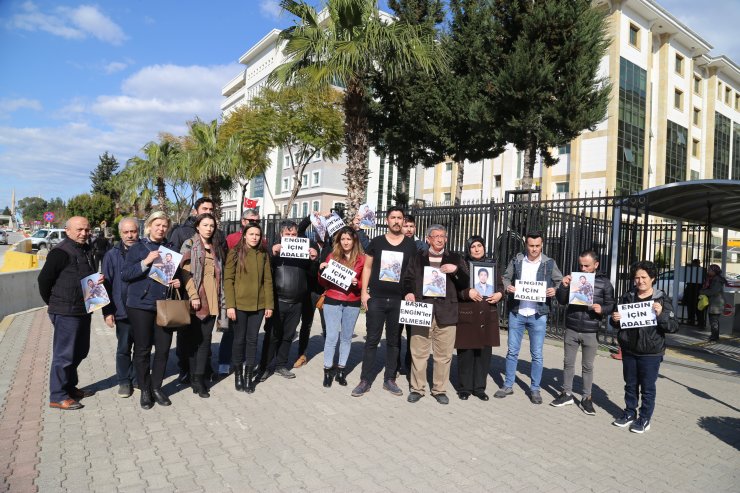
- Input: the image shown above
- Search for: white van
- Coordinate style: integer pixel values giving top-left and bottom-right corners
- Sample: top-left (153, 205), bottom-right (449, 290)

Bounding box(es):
top-left (30, 228), bottom-right (66, 250)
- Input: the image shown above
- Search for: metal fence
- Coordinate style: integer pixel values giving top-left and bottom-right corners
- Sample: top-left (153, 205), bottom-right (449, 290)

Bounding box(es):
top-left (219, 191), bottom-right (709, 348)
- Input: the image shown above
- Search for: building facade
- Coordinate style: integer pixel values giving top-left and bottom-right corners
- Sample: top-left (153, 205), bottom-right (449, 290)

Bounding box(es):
top-left (417, 0), bottom-right (740, 204)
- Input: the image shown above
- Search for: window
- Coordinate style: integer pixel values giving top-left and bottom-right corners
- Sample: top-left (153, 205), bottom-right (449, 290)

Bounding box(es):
top-left (736, 93), bottom-right (740, 110)
top-left (690, 170), bottom-right (700, 180)
top-left (282, 178), bottom-right (289, 193)
top-left (713, 112), bottom-right (731, 179)
top-left (312, 200), bottom-right (320, 212)
top-left (302, 173), bottom-right (309, 187)
top-left (445, 162), bottom-right (453, 172)
top-left (301, 202), bottom-right (309, 217)
top-left (282, 204), bottom-right (288, 216)
top-left (675, 54), bottom-right (684, 75)
top-left (692, 139), bottom-right (700, 158)
top-left (443, 192), bottom-right (451, 203)
top-left (725, 87), bottom-right (732, 105)
top-left (291, 203), bottom-right (298, 218)
top-left (555, 182), bottom-right (569, 194)
top-left (494, 175), bottom-right (502, 188)
top-left (628, 24), bottom-right (640, 48)
top-left (665, 121), bottom-right (687, 184)
top-left (558, 144), bottom-right (571, 155)
top-left (312, 170), bottom-right (321, 187)
top-left (674, 89), bottom-right (683, 111)
top-left (693, 75), bottom-right (701, 95)
top-left (283, 155), bottom-right (291, 169)
top-left (693, 107), bottom-right (701, 126)
top-left (312, 151), bottom-right (321, 162)
top-left (717, 82), bottom-right (723, 99)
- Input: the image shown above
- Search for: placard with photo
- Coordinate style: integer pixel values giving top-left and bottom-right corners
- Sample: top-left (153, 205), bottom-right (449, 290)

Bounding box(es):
top-left (568, 272), bottom-right (595, 306)
top-left (358, 203), bottom-right (376, 229)
top-left (422, 266), bottom-right (447, 297)
top-left (378, 250), bottom-right (403, 283)
top-left (81, 272), bottom-right (110, 313)
top-left (149, 246), bottom-right (183, 286)
top-left (469, 261), bottom-right (495, 297)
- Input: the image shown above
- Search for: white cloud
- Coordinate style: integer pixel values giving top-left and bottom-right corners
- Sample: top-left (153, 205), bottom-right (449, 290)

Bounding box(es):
top-left (0, 98), bottom-right (43, 115)
top-left (104, 61), bottom-right (129, 74)
top-left (0, 63), bottom-right (242, 205)
top-left (8, 2), bottom-right (127, 45)
top-left (260, 0), bottom-right (283, 20)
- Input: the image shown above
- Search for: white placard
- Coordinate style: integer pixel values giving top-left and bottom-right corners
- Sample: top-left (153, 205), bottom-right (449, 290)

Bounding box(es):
top-left (149, 246), bottom-right (183, 286)
top-left (310, 214), bottom-right (328, 242)
top-left (358, 203), bottom-right (376, 229)
top-left (617, 301), bottom-right (657, 328)
top-left (399, 300), bottom-right (433, 327)
top-left (568, 272), bottom-right (595, 306)
top-left (422, 266), bottom-right (446, 297)
top-left (321, 259), bottom-right (355, 290)
top-left (514, 280), bottom-right (547, 302)
top-left (280, 236), bottom-right (310, 259)
top-left (326, 213), bottom-right (346, 236)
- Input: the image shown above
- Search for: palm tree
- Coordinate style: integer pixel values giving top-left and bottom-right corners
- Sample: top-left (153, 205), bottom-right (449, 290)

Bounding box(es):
top-left (126, 137), bottom-right (180, 215)
top-left (270, 0), bottom-right (444, 216)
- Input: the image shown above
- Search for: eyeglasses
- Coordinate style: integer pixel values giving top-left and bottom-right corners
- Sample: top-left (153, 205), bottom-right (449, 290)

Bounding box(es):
top-left (428, 234), bottom-right (447, 239)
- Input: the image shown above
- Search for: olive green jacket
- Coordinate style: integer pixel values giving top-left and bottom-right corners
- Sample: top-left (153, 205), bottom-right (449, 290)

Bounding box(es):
top-left (224, 248), bottom-right (274, 312)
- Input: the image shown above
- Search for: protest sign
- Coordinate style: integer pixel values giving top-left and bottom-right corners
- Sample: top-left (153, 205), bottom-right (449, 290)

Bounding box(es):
top-left (617, 301), bottom-right (657, 328)
top-left (514, 280), bottom-right (547, 302)
top-left (321, 259), bottom-right (355, 290)
top-left (81, 273), bottom-right (110, 313)
top-left (399, 301), bottom-right (433, 327)
top-left (326, 213), bottom-right (346, 237)
top-left (280, 236), bottom-right (310, 259)
top-left (422, 266), bottom-right (446, 297)
top-left (568, 272), bottom-right (595, 306)
top-left (149, 246), bottom-right (182, 286)
top-left (310, 214), bottom-right (328, 242)
top-left (358, 203), bottom-right (376, 229)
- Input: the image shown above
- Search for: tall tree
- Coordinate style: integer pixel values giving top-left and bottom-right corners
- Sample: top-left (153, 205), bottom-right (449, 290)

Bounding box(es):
top-left (270, 0), bottom-right (445, 217)
top-left (491, 0), bottom-right (611, 189)
top-left (90, 151), bottom-right (120, 195)
top-left (17, 196), bottom-right (48, 224)
top-left (2, 206), bottom-right (11, 215)
top-left (251, 84), bottom-right (344, 215)
top-left (67, 193), bottom-right (114, 227)
top-left (126, 137), bottom-right (181, 215)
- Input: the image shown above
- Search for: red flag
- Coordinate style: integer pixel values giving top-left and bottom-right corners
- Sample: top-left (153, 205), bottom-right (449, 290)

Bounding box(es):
top-left (244, 198), bottom-right (258, 209)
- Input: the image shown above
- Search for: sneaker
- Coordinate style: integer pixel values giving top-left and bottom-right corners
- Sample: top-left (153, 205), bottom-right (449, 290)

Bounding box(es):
top-left (493, 387), bottom-right (513, 398)
top-left (117, 384), bottom-right (133, 398)
top-left (629, 416), bottom-right (651, 434)
top-left (550, 392), bottom-right (574, 407)
top-left (383, 379), bottom-right (403, 396)
top-left (529, 390), bottom-right (543, 405)
top-left (581, 397), bottom-right (596, 416)
top-left (407, 391), bottom-right (423, 403)
top-left (351, 380), bottom-right (371, 397)
top-left (433, 393), bottom-right (449, 405)
top-left (275, 367), bottom-right (296, 379)
top-left (612, 411), bottom-right (635, 428)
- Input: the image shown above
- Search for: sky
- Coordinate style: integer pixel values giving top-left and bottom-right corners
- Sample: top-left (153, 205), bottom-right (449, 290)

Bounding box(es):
top-left (0, 0), bottom-right (738, 213)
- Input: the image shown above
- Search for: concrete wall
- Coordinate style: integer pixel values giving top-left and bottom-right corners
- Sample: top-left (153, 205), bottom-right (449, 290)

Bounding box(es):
top-left (0, 269), bottom-right (45, 320)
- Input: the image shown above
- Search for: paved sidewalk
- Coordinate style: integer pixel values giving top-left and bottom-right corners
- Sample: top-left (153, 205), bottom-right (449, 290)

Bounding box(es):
top-left (0, 308), bottom-right (738, 492)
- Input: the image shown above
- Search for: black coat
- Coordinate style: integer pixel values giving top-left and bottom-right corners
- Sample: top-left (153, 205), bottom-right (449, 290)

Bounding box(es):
top-left (609, 289), bottom-right (679, 355)
top-left (403, 250), bottom-right (469, 326)
top-left (555, 272), bottom-right (615, 333)
top-left (38, 239), bottom-right (95, 316)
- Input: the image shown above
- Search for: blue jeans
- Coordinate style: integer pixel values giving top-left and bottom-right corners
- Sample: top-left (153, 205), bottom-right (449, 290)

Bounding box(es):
top-left (622, 352), bottom-right (662, 420)
top-left (504, 312), bottom-right (547, 392)
top-left (322, 303), bottom-right (361, 368)
top-left (49, 314), bottom-right (91, 402)
top-left (115, 318), bottom-right (135, 385)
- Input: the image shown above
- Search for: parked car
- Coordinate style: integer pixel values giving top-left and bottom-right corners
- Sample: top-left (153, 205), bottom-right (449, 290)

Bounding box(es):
top-left (30, 228), bottom-right (66, 250)
top-left (0, 230), bottom-right (7, 245)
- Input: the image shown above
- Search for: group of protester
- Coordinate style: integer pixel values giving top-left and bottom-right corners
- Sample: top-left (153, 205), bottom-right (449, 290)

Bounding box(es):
top-left (43, 199), bottom-right (728, 435)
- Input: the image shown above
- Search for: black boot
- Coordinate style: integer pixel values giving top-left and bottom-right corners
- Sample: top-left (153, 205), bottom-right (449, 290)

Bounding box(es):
top-left (323, 367), bottom-right (334, 388)
top-left (245, 366), bottom-right (255, 394)
top-left (192, 375), bottom-right (210, 398)
top-left (140, 388), bottom-right (154, 410)
top-left (335, 367), bottom-right (347, 386)
top-left (234, 365), bottom-right (244, 392)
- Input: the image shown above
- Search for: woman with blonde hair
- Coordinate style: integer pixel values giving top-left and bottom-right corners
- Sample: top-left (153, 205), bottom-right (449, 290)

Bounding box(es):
top-left (224, 222), bottom-right (273, 393)
top-left (180, 213), bottom-right (224, 398)
top-left (123, 211), bottom-right (181, 410)
top-left (318, 226), bottom-right (365, 387)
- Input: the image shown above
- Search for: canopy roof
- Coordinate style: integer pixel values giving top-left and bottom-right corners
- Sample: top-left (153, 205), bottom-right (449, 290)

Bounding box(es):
top-left (629, 180), bottom-right (740, 230)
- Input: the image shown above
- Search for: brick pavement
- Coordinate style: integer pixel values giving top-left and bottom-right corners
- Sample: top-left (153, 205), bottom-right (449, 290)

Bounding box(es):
top-left (0, 308), bottom-right (738, 492)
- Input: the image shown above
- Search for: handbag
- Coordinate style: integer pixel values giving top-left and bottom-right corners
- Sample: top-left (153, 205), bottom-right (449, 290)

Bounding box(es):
top-left (315, 294), bottom-right (326, 310)
top-left (156, 287), bottom-right (191, 328)
top-left (697, 294), bottom-right (709, 311)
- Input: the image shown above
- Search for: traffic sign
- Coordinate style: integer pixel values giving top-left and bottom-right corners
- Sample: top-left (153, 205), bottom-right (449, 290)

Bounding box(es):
top-left (43, 211), bottom-right (55, 222)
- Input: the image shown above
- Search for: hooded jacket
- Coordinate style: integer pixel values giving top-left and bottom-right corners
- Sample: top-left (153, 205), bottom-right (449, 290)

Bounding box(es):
top-left (609, 289), bottom-right (679, 355)
top-left (502, 252), bottom-right (563, 316)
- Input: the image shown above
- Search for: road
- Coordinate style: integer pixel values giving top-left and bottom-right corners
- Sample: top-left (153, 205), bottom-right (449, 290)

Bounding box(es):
top-left (0, 231), bottom-right (26, 269)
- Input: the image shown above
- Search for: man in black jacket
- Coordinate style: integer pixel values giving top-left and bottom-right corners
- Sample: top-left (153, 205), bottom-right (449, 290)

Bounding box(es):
top-left (260, 220), bottom-right (318, 379)
top-left (38, 216), bottom-right (99, 410)
top-left (551, 250), bottom-right (615, 415)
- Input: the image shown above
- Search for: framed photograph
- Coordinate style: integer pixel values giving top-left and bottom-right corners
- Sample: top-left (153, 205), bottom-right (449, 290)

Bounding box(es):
top-left (469, 261), bottom-right (495, 297)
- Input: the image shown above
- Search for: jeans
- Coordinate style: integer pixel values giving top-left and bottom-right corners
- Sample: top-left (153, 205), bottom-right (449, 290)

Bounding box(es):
top-left (128, 307), bottom-right (175, 391)
top-left (322, 303), bottom-right (360, 368)
top-left (562, 329), bottom-right (598, 397)
top-left (504, 312), bottom-right (547, 392)
top-left (219, 321), bottom-right (234, 368)
top-left (232, 309), bottom-right (265, 368)
top-left (622, 352), bottom-right (662, 420)
top-left (298, 291), bottom-right (327, 356)
top-left (360, 297), bottom-right (401, 383)
top-left (48, 314), bottom-right (91, 402)
top-left (396, 324), bottom-right (412, 372)
top-left (115, 318), bottom-right (135, 385)
top-left (179, 315), bottom-right (216, 376)
top-left (457, 346), bottom-right (492, 393)
top-left (267, 300), bottom-right (303, 368)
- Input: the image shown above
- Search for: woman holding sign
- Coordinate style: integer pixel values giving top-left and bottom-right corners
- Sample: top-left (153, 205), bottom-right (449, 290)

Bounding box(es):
top-left (318, 227), bottom-right (365, 387)
top-left (224, 222), bottom-right (274, 393)
top-left (610, 261), bottom-right (678, 434)
top-left (455, 236), bottom-right (503, 401)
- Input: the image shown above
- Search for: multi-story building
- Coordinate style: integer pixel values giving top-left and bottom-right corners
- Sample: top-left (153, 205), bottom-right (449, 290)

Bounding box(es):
top-left (418, 0), bottom-right (740, 203)
top-left (219, 22), bottom-right (414, 220)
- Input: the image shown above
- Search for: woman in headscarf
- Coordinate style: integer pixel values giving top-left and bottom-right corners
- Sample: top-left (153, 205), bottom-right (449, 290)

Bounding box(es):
top-left (700, 264), bottom-right (726, 342)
